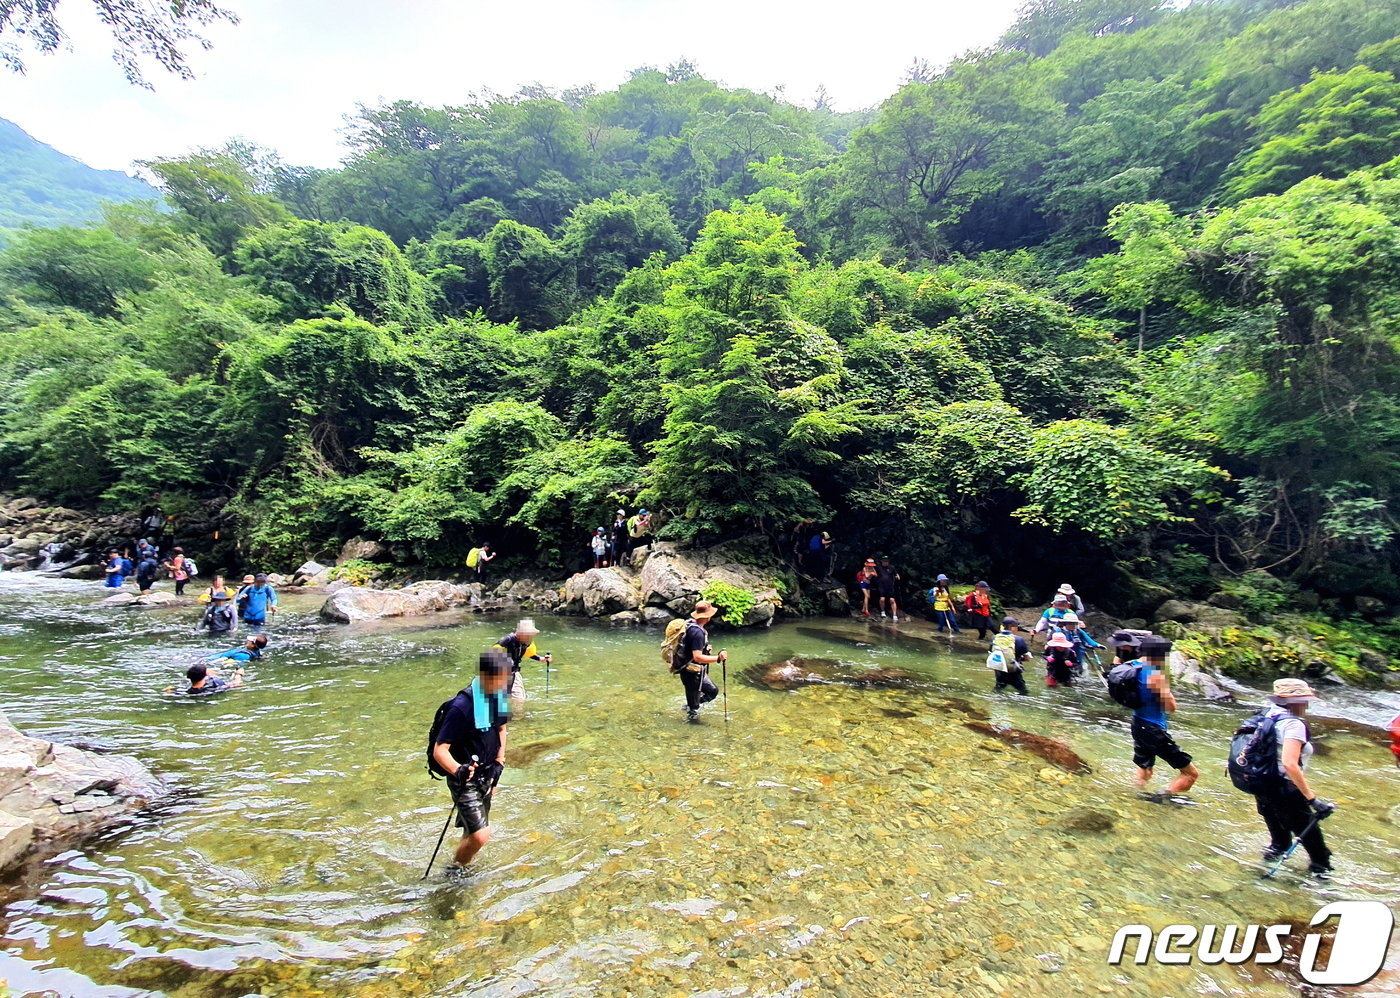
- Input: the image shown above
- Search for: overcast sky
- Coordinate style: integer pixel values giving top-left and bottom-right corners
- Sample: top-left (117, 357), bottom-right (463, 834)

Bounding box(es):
top-left (0, 0), bottom-right (1025, 174)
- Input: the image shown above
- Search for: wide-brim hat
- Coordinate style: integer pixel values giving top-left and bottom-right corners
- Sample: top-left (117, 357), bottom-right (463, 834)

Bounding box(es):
top-left (254, 573), bottom-right (269, 581)
top-left (1269, 677), bottom-right (1319, 704)
top-left (975, 580), bottom-right (989, 588)
top-left (1060, 612), bottom-right (1080, 624)
top-left (864, 558), bottom-right (876, 566)
top-left (936, 574), bottom-right (949, 582)
top-left (1057, 584), bottom-right (1076, 595)
top-left (820, 532), bottom-right (832, 541)
top-left (1046, 633), bottom-right (1073, 649)
top-left (1001, 616), bottom-right (1020, 628)
top-left (1110, 630), bottom-right (1141, 648)
top-left (515, 618), bottom-right (540, 636)
top-left (691, 601), bottom-right (719, 619)
top-left (1052, 596), bottom-right (1071, 605)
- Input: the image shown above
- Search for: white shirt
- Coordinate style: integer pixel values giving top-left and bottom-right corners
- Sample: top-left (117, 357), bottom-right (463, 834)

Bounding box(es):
top-left (1266, 705), bottom-right (1313, 775)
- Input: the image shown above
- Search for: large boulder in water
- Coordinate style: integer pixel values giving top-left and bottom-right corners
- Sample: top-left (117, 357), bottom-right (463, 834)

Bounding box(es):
top-left (634, 539), bottom-right (783, 626)
top-left (559, 568), bottom-right (640, 617)
top-left (0, 710), bottom-right (166, 875)
top-left (321, 586), bottom-right (435, 622)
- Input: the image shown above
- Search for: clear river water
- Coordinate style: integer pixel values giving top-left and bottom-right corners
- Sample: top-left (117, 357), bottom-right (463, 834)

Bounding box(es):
top-left (1, 574), bottom-right (1397, 998)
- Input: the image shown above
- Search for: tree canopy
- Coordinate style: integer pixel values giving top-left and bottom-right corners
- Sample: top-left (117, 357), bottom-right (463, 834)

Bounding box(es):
top-left (2, 0), bottom-right (1399, 605)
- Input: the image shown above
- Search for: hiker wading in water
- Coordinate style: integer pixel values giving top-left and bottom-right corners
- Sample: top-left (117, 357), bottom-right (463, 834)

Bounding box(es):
top-left (432, 650), bottom-right (510, 867)
top-left (1251, 678), bottom-right (1335, 878)
top-left (673, 600), bottom-right (725, 722)
top-left (1131, 635), bottom-right (1199, 801)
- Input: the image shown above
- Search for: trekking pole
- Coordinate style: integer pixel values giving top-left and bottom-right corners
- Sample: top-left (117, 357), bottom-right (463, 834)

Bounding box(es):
top-left (544, 653), bottom-right (552, 696)
top-left (721, 650), bottom-right (729, 724)
top-left (1263, 809), bottom-right (1331, 879)
top-left (422, 803), bottom-right (456, 880)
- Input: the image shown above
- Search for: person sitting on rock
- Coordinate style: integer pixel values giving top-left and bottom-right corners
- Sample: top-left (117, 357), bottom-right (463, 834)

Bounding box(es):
top-left (194, 591), bottom-right (238, 637)
top-left (184, 660), bottom-right (243, 695)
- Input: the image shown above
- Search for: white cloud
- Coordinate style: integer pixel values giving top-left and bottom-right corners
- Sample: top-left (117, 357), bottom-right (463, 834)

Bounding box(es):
top-left (0, 0), bottom-right (1024, 172)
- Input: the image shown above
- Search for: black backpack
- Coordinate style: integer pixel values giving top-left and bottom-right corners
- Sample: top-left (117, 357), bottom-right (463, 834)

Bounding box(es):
top-left (1227, 711), bottom-right (1294, 794)
top-left (426, 689), bottom-right (469, 779)
top-left (1105, 661), bottom-right (1144, 708)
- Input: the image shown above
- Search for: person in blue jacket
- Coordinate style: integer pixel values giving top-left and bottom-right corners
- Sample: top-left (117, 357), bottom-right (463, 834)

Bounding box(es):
top-left (206, 634), bottom-right (268, 663)
top-left (103, 550), bottom-right (125, 588)
top-left (237, 573), bottom-right (279, 630)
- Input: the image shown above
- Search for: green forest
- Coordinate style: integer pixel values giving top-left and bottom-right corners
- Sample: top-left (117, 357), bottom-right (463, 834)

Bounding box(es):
top-left (2, 0), bottom-right (1398, 613)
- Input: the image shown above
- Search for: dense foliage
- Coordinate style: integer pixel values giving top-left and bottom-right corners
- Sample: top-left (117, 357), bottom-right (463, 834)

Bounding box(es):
top-left (2, 0), bottom-right (1398, 607)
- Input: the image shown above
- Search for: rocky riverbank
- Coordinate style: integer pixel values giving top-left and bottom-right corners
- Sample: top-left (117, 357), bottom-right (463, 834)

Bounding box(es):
top-left (0, 712), bottom-right (166, 875)
top-left (5, 491), bottom-right (1393, 691)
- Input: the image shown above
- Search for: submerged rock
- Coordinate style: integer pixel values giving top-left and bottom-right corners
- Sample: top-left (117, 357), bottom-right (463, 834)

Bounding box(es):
top-left (742, 657), bottom-right (915, 691)
top-left (962, 721), bottom-right (1093, 774)
top-left (510, 736), bottom-right (574, 767)
top-left (1059, 808), bottom-right (1115, 833)
top-left (0, 710), bottom-right (166, 875)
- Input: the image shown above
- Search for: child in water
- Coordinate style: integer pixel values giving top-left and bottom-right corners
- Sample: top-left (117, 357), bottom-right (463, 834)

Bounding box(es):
top-left (1044, 632), bottom-right (1076, 687)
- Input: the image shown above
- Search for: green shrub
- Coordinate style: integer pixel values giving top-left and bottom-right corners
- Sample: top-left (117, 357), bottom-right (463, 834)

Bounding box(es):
top-left (700, 580), bottom-right (757, 626)
top-left (328, 558), bottom-right (378, 587)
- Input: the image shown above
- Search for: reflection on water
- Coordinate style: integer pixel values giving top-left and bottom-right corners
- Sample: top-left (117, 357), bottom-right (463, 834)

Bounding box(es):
top-left (1, 574), bottom-right (1397, 997)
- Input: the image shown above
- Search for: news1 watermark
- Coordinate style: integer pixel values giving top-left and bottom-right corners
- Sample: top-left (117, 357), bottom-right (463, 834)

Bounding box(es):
top-left (1108, 901), bottom-right (1395, 986)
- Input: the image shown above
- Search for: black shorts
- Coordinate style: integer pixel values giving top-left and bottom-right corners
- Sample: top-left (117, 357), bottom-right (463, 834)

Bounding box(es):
top-left (1131, 717), bottom-right (1192, 770)
top-left (448, 773), bottom-right (493, 834)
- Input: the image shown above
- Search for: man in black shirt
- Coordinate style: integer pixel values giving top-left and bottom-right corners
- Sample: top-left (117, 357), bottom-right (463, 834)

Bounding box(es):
top-left (674, 600), bottom-right (725, 722)
top-left (433, 650), bottom-right (511, 867)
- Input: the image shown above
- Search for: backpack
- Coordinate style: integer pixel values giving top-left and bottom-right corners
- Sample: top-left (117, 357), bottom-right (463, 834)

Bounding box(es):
top-left (426, 689), bottom-right (471, 779)
top-left (466, 548), bottom-right (481, 568)
top-left (986, 632), bottom-right (1018, 672)
top-left (1105, 661), bottom-right (1145, 708)
top-left (120, 557), bottom-right (133, 575)
top-left (661, 618), bottom-right (687, 672)
top-left (927, 588), bottom-right (939, 606)
top-left (184, 557), bottom-right (198, 577)
top-left (1227, 711), bottom-right (1294, 795)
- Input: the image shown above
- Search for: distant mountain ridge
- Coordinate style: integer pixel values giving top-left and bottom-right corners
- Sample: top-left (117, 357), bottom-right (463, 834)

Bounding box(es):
top-left (0, 118), bottom-right (160, 233)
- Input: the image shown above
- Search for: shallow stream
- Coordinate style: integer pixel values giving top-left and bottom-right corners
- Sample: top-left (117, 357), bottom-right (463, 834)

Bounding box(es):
top-left (1, 575), bottom-right (1397, 997)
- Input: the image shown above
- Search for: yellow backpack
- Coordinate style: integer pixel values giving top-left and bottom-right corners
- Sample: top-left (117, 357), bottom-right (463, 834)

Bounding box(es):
top-left (661, 618), bottom-right (687, 671)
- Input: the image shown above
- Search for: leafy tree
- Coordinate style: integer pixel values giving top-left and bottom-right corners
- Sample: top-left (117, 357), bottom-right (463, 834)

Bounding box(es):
top-left (235, 218), bottom-right (431, 327)
top-left (482, 220), bottom-right (575, 329)
top-left (1223, 66), bottom-right (1400, 200)
top-left (0, 224), bottom-right (154, 315)
top-left (560, 192), bottom-right (682, 301)
top-left (0, 0), bottom-right (237, 85)
top-left (1013, 418), bottom-right (1224, 541)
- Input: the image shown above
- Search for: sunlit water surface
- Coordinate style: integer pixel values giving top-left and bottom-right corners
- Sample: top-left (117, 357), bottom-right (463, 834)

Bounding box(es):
top-left (1, 574), bottom-right (1397, 997)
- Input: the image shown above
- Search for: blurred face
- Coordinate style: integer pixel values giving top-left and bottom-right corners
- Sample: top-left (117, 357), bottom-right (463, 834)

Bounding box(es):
top-left (481, 669), bottom-right (509, 694)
